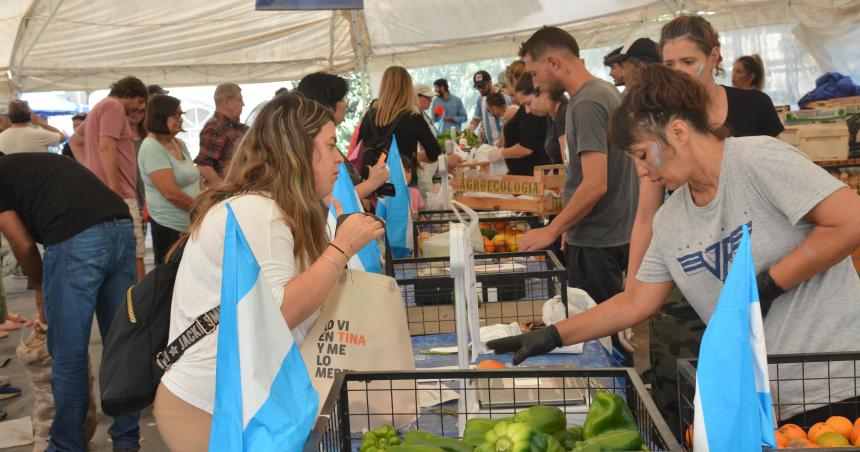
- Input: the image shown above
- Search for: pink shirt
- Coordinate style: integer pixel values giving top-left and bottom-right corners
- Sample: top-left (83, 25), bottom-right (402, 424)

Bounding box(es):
top-left (81, 97), bottom-right (137, 199)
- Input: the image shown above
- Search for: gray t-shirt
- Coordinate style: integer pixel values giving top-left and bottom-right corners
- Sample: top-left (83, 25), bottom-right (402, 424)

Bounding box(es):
top-left (563, 79), bottom-right (638, 247)
top-left (638, 136), bottom-right (860, 419)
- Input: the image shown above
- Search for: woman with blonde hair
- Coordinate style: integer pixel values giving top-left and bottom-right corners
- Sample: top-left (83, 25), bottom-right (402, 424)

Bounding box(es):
top-left (357, 66), bottom-right (459, 186)
top-left (153, 92), bottom-right (384, 451)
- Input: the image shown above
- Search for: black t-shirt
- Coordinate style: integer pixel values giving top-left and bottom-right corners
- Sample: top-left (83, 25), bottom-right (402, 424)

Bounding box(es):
top-left (0, 153), bottom-right (130, 245)
top-left (544, 101), bottom-right (568, 164)
top-left (358, 110), bottom-right (441, 186)
top-left (502, 105), bottom-right (550, 176)
top-left (723, 85), bottom-right (784, 138)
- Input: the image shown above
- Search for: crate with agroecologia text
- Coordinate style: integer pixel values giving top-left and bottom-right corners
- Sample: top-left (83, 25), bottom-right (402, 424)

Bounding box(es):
top-left (393, 250), bottom-right (567, 336)
top-left (304, 368), bottom-right (683, 452)
top-left (452, 162), bottom-right (565, 215)
top-left (677, 352), bottom-right (860, 451)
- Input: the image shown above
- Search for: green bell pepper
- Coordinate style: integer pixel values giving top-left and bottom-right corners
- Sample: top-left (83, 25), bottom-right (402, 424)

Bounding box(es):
top-left (403, 430), bottom-right (473, 452)
top-left (571, 429), bottom-right (643, 452)
top-left (511, 405), bottom-right (566, 434)
top-left (360, 425), bottom-right (402, 452)
top-left (463, 418), bottom-right (510, 447)
top-left (474, 421), bottom-right (563, 452)
top-left (583, 391), bottom-right (638, 439)
top-left (389, 445), bottom-right (445, 452)
top-left (553, 425), bottom-right (583, 450)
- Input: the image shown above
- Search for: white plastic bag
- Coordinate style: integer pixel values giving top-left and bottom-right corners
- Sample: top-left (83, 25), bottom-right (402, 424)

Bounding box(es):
top-left (541, 295), bottom-right (567, 326)
top-left (420, 201), bottom-right (484, 257)
top-left (472, 144), bottom-right (509, 175)
top-left (567, 287), bottom-right (613, 353)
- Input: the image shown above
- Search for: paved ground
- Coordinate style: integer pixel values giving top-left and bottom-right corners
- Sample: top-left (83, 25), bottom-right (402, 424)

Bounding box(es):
top-left (0, 264), bottom-right (167, 451)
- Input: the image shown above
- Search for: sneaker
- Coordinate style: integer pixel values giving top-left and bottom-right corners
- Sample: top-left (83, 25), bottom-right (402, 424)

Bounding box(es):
top-left (0, 385), bottom-right (21, 400)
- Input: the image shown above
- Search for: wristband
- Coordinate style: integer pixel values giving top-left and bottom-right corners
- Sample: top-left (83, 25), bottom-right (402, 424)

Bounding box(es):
top-left (329, 242), bottom-right (349, 259)
top-left (756, 270), bottom-right (785, 317)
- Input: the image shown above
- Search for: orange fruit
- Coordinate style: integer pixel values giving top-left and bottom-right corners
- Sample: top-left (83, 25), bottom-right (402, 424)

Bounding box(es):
top-left (850, 422), bottom-right (860, 445)
top-left (779, 424), bottom-right (808, 442)
top-left (788, 438), bottom-right (813, 448)
top-left (815, 431), bottom-right (849, 447)
top-left (774, 430), bottom-right (788, 448)
top-left (825, 415), bottom-right (853, 438)
top-left (476, 359), bottom-right (506, 369)
top-left (482, 236), bottom-right (494, 253)
top-left (684, 425), bottom-right (693, 446)
top-left (807, 422), bottom-right (838, 443)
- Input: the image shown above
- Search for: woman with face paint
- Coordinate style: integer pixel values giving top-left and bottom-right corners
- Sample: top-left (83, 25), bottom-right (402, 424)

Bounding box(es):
top-left (487, 64), bottom-right (860, 426)
top-left (625, 15), bottom-right (786, 431)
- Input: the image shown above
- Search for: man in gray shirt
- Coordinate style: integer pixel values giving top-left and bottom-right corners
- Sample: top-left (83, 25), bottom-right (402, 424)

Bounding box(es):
top-left (519, 27), bottom-right (638, 306)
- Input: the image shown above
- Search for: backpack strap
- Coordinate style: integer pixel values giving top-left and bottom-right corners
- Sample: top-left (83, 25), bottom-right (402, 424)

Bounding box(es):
top-left (155, 305), bottom-right (221, 371)
top-left (366, 109), bottom-right (409, 149)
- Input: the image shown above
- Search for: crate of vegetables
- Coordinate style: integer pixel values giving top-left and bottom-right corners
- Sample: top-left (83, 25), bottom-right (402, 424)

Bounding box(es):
top-left (414, 210), bottom-right (543, 256)
top-left (452, 163), bottom-right (565, 216)
top-left (677, 352), bottom-right (860, 451)
top-left (305, 368), bottom-right (682, 451)
top-left (393, 251), bottom-right (566, 336)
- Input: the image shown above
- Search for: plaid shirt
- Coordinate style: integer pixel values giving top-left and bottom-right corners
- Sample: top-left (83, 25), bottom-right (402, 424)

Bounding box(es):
top-left (194, 112), bottom-right (249, 175)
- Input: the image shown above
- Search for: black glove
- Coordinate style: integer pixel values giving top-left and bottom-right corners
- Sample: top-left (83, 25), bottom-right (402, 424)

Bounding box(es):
top-left (486, 325), bottom-right (563, 366)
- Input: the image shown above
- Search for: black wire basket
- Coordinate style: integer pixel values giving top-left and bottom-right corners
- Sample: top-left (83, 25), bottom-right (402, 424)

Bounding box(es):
top-left (305, 368), bottom-right (683, 452)
top-left (393, 250), bottom-right (567, 335)
top-left (677, 352), bottom-right (860, 451)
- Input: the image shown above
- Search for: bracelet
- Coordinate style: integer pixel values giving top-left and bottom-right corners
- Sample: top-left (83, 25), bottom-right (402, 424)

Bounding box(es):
top-left (321, 253), bottom-right (343, 271)
top-left (329, 242), bottom-right (349, 259)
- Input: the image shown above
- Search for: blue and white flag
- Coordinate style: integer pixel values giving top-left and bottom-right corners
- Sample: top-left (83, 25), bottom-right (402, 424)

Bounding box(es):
top-left (693, 224), bottom-right (775, 452)
top-left (327, 163), bottom-right (383, 273)
top-left (209, 204), bottom-right (318, 451)
top-left (375, 135), bottom-right (413, 258)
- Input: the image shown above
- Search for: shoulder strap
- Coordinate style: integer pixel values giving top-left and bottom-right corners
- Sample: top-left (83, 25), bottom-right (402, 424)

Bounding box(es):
top-left (155, 305), bottom-right (220, 371)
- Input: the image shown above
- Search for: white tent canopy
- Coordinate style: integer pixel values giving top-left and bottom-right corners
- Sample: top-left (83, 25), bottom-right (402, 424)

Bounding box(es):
top-left (2, 0), bottom-right (859, 99)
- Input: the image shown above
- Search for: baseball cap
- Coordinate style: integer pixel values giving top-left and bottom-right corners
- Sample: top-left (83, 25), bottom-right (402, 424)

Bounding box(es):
top-left (414, 83), bottom-right (434, 98)
top-left (604, 37), bottom-right (661, 65)
top-left (473, 70), bottom-right (491, 89)
top-left (147, 85), bottom-right (169, 96)
top-left (603, 46), bottom-right (623, 66)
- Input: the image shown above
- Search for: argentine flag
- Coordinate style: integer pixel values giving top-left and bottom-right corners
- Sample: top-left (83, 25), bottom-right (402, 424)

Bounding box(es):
top-left (209, 204), bottom-right (318, 451)
top-left (327, 163), bottom-right (383, 273)
top-left (693, 224), bottom-right (775, 452)
top-left (376, 134), bottom-right (413, 258)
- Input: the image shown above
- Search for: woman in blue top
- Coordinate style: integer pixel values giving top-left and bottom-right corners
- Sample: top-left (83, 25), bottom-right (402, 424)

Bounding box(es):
top-left (138, 95), bottom-right (200, 263)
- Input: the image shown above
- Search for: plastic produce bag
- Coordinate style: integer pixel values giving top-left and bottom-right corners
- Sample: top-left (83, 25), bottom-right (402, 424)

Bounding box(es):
top-left (541, 295), bottom-right (567, 326)
top-left (568, 288), bottom-right (613, 353)
top-left (420, 201), bottom-right (484, 257)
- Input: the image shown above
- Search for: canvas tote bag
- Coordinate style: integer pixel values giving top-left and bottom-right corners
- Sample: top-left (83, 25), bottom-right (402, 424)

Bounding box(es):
top-left (299, 268), bottom-right (417, 431)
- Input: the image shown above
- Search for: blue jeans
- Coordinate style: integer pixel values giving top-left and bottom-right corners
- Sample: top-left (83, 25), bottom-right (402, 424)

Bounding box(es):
top-left (43, 219), bottom-right (140, 451)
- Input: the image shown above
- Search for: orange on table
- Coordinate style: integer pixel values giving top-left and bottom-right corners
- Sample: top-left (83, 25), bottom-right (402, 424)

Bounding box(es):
top-left (825, 415), bottom-right (853, 438)
top-left (815, 431), bottom-right (849, 447)
top-left (476, 359), bottom-right (506, 369)
top-left (787, 437), bottom-right (813, 448)
top-left (807, 422), bottom-right (838, 443)
top-left (774, 430), bottom-right (789, 448)
top-left (778, 424), bottom-right (808, 442)
top-left (850, 421), bottom-right (860, 445)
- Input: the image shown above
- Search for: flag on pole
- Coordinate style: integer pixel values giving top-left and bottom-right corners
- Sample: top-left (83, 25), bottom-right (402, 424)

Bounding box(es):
top-left (375, 135), bottom-right (413, 258)
top-left (209, 204), bottom-right (318, 451)
top-left (693, 224), bottom-right (775, 452)
top-left (327, 163), bottom-right (383, 273)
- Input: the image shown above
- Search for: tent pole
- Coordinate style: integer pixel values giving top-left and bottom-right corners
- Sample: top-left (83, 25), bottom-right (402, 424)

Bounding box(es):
top-left (11, 0), bottom-right (67, 82)
top-left (349, 10), bottom-right (371, 107)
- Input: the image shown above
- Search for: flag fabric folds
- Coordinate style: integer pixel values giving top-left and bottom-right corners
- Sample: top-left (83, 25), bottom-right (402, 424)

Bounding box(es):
top-left (375, 135), bottom-right (413, 258)
top-left (693, 224), bottom-right (775, 452)
top-left (209, 204), bottom-right (318, 451)
top-left (327, 163), bottom-right (383, 273)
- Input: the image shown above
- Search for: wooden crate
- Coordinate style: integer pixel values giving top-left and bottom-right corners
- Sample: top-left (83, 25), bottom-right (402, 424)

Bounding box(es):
top-left (779, 122), bottom-right (849, 161)
top-left (451, 163), bottom-right (565, 215)
top-left (801, 95), bottom-right (860, 109)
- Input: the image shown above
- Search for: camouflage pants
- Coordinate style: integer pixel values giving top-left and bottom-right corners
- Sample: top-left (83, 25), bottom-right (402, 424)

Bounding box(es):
top-left (645, 288), bottom-right (705, 441)
top-left (16, 328), bottom-right (97, 451)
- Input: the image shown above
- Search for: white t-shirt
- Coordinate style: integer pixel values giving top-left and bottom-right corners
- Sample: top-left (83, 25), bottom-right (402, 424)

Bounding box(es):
top-left (160, 193), bottom-right (320, 414)
top-left (0, 126), bottom-right (63, 154)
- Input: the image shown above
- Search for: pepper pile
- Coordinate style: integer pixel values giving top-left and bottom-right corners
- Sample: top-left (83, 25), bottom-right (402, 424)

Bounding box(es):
top-left (358, 390), bottom-right (650, 451)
